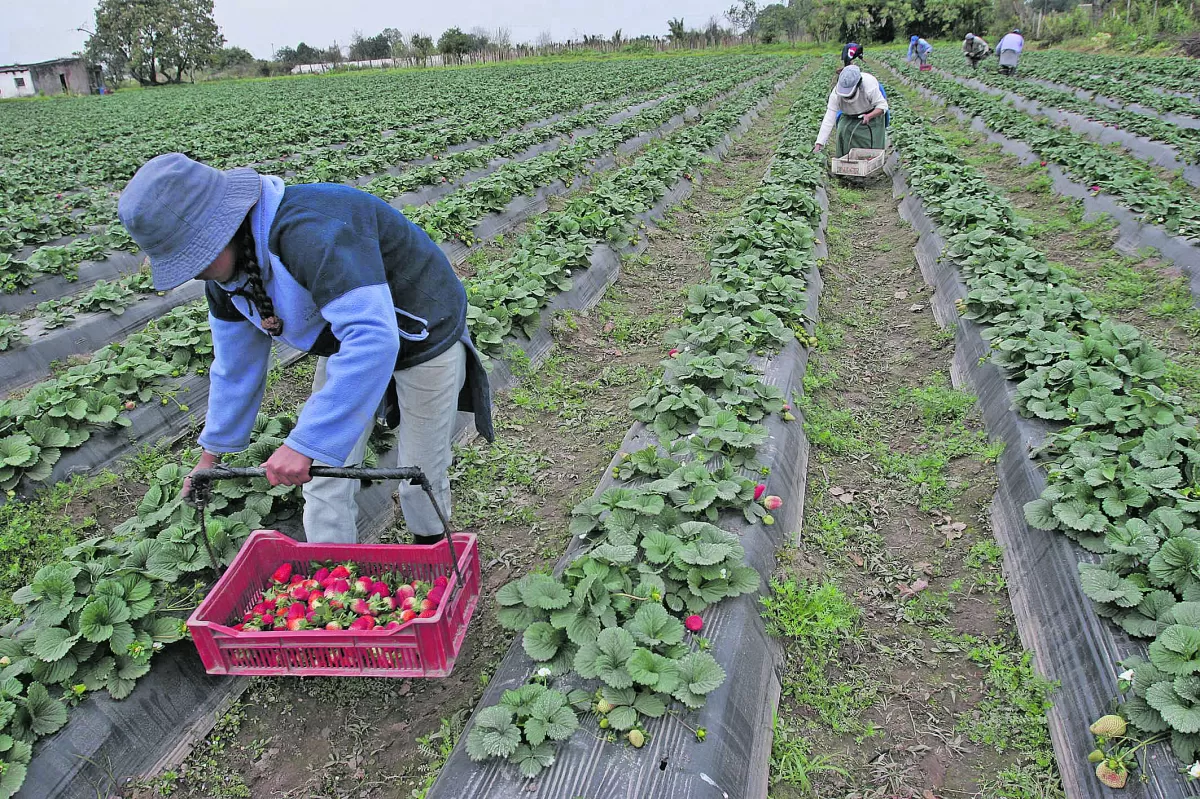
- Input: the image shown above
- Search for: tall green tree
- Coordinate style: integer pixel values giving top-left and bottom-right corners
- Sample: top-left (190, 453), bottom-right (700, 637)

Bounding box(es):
top-left (411, 33), bottom-right (435, 65)
top-left (86, 0), bottom-right (223, 85)
top-left (437, 27), bottom-right (472, 63)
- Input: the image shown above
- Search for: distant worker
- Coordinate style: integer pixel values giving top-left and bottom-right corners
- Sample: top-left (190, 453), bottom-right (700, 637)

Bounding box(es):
top-left (997, 28), bottom-right (1025, 76)
top-left (963, 33), bottom-right (990, 69)
top-left (813, 65), bottom-right (889, 158)
top-left (841, 41), bottom-right (865, 67)
top-left (907, 36), bottom-right (933, 69)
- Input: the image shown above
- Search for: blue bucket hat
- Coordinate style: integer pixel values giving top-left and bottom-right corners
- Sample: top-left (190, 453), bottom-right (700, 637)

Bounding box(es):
top-left (911, 35), bottom-right (919, 43)
top-left (118, 153), bottom-right (261, 291)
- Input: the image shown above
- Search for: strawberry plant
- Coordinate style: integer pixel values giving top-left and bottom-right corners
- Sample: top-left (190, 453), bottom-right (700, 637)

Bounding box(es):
top-left (0, 317), bottom-right (25, 353)
top-left (887, 83), bottom-right (1200, 777)
top-left (460, 66), bottom-right (830, 780)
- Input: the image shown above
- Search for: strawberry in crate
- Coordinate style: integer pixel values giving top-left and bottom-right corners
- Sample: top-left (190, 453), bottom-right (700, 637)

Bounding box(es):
top-left (231, 560), bottom-right (450, 632)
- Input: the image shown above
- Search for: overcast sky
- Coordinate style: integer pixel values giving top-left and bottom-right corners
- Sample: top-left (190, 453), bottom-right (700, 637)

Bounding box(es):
top-left (0, 0), bottom-right (738, 64)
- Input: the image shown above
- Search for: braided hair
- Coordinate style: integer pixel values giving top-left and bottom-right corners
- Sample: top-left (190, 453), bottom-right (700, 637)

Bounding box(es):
top-left (233, 217), bottom-right (283, 336)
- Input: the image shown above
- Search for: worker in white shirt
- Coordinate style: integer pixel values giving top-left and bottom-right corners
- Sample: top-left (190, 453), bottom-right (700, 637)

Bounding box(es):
top-left (813, 66), bottom-right (889, 157)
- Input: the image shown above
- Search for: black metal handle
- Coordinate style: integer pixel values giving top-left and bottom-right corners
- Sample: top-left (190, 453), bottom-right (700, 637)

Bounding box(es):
top-left (184, 465), bottom-right (464, 589)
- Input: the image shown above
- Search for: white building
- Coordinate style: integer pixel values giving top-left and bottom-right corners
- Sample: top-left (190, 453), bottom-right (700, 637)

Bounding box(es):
top-left (0, 66), bottom-right (35, 98)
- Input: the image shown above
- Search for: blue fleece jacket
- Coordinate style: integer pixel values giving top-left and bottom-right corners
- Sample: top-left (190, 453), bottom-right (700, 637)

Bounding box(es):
top-left (199, 179), bottom-right (469, 466)
top-left (907, 38), bottom-right (932, 59)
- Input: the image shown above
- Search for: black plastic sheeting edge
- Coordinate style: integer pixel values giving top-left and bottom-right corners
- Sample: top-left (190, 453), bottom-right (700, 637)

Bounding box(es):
top-left (425, 157), bottom-right (827, 799)
top-left (934, 69), bottom-right (1200, 188)
top-left (15, 88), bottom-right (787, 799)
top-left (881, 62), bottom-right (1200, 308)
top-left (891, 158), bottom-right (1199, 799)
top-left (1024, 77), bottom-right (1200, 131)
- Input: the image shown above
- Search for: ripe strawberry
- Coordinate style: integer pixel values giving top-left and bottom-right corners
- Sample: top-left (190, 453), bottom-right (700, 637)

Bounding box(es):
top-left (261, 614), bottom-right (275, 626)
top-left (286, 617), bottom-right (309, 631)
top-left (369, 595), bottom-right (397, 615)
top-left (668, 348), bottom-right (680, 357)
top-left (328, 578), bottom-right (350, 594)
top-left (302, 579), bottom-right (320, 591)
top-left (685, 615), bottom-right (703, 632)
top-left (272, 563), bottom-right (293, 584)
top-left (352, 576), bottom-right (373, 596)
top-left (350, 598), bottom-right (373, 616)
top-left (290, 574), bottom-right (305, 585)
top-left (401, 596), bottom-right (417, 611)
top-left (305, 611), bottom-right (316, 623)
top-left (243, 611), bottom-right (255, 622)
top-left (312, 567), bottom-right (331, 584)
top-left (433, 576), bottom-right (449, 589)
top-left (400, 609), bottom-right (417, 622)
top-left (349, 616), bottom-right (378, 630)
top-left (427, 587), bottom-right (444, 605)
top-left (753, 483), bottom-right (766, 501)
top-left (1089, 715), bottom-right (1126, 737)
top-left (1095, 761), bottom-right (1127, 788)
top-left (233, 623), bottom-right (245, 631)
top-left (370, 581), bottom-right (391, 598)
top-left (325, 621), bottom-right (343, 630)
top-left (395, 584), bottom-right (416, 602)
top-left (420, 598), bottom-right (435, 613)
top-left (325, 591), bottom-right (347, 610)
top-left (330, 564), bottom-right (352, 579)
top-left (763, 495), bottom-right (783, 511)
top-left (418, 608), bottom-right (437, 618)
top-left (383, 620), bottom-right (403, 630)
top-left (287, 602), bottom-right (307, 619)
top-left (290, 585), bottom-right (312, 602)
top-left (308, 595), bottom-right (325, 611)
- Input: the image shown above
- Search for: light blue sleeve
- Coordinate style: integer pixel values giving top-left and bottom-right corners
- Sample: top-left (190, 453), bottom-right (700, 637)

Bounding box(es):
top-left (198, 314), bottom-right (273, 454)
top-left (284, 284), bottom-right (399, 466)
top-left (907, 41), bottom-right (915, 59)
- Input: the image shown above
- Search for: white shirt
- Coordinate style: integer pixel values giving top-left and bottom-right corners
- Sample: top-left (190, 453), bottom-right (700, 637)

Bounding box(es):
top-left (815, 73), bottom-right (889, 147)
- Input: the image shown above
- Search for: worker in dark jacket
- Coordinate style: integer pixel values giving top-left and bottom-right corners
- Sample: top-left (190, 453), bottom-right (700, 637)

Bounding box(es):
top-left (841, 42), bottom-right (865, 67)
top-left (963, 33), bottom-right (990, 69)
top-left (118, 153), bottom-right (493, 544)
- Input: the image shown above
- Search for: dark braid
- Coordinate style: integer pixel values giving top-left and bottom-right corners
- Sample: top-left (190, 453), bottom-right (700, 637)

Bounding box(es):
top-left (234, 218), bottom-right (283, 336)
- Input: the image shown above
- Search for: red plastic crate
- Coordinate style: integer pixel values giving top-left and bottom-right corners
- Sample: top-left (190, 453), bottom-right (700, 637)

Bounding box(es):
top-left (187, 530), bottom-right (480, 678)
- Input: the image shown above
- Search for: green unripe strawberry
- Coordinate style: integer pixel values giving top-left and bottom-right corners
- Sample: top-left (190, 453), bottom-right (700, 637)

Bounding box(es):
top-left (1095, 761), bottom-right (1127, 788)
top-left (782, 411), bottom-right (796, 421)
top-left (762, 514), bottom-right (775, 526)
top-left (596, 699), bottom-right (614, 714)
top-left (1086, 749), bottom-right (1105, 763)
top-left (599, 718), bottom-right (609, 729)
top-left (627, 729), bottom-right (645, 748)
top-left (1089, 715), bottom-right (1126, 738)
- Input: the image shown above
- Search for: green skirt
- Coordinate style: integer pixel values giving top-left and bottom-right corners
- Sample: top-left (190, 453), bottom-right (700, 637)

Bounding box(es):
top-left (834, 113), bottom-right (886, 158)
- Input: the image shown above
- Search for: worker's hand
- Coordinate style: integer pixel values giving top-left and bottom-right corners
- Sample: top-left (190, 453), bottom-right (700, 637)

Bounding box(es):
top-left (182, 450), bottom-right (222, 500)
top-left (813, 143), bottom-right (823, 154)
top-left (264, 444), bottom-right (314, 487)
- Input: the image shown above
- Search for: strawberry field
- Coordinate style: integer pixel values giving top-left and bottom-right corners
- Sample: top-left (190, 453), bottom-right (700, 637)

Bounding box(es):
top-left (0, 45), bottom-right (1198, 799)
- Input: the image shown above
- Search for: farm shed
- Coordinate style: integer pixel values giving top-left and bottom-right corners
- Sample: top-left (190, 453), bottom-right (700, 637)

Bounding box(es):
top-left (0, 57), bottom-right (101, 97)
top-left (0, 66), bottom-right (34, 98)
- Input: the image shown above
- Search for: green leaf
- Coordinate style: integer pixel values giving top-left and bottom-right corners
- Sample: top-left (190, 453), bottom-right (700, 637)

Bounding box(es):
top-left (0, 762), bottom-right (27, 799)
top-left (573, 627), bottom-right (635, 689)
top-left (523, 622), bottom-right (565, 662)
top-left (22, 682), bottom-right (67, 735)
top-left (106, 675), bottom-right (137, 700)
top-left (607, 704), bottom-right (638, 731)
top-left (678, 651), bottom-right (725, 695)
top-left (626, 603), bottom-right (685, 648)
top-left (1147, 678), bottom-right (1200, 733)
top-left (1124, 695), bottom-right (1170, 733)
top-left (1078, 565), bottom-right (1143, 608)
top-left (633, 690), bottom-right (667, 718)
top-left (30, 628), bottom-right (78, 662)
top-left (519, 575), bottom-right (571, 611)
top-left (1023, 498), bottom-right (1058, 530)
top-left (1149, 625), bottom-right (1200, 676)
top-left (627, 648), bottom-right (679, 694)
top-left (79, 596), bottom-right (132, 643)
top-left (507, 741), bottom-right (557, 779)
top-left (465, 705), bottom-right (521, 761)
top-left (108, 622), bottom-right (135, 657)
top-left (530, 690), bottom-right (578, 741)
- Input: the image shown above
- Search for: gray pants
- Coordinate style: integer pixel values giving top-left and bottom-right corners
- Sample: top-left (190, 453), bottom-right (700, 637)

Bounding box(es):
top-left (302, 342), bottom-right (466, 543)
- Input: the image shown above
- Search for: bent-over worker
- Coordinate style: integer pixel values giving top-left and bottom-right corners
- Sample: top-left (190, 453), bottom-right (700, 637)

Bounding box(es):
top-left (907, 36), bottom-right (933, 67)
top-left (841, 41), bottom-right (865, 67)
top-left (813, 65), bottom-right (889, 158)
top-left (997, 29), bottom-right (1025, 75)
top-left (963, 33), bottom-right (990, 69)
top-left (118, 153), bottom-right (494, 545)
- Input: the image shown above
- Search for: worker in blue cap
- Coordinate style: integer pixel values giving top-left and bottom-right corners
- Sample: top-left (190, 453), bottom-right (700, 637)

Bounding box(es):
top-left (907, 35), bottom-right (933, 68)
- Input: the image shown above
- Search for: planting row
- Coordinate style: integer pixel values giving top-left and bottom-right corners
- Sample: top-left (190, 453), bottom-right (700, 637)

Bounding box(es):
top-left (935, 59), bottom-right (1200, 168)
top-left (427, 68), bottom-right (831, 796)
top-left (0, 67), bottom-right (809, 799)
top-left (1016, 51), bottom-right (1200, 119)
top-left (889, 86), bottom-right (1200, 790)
top-left (881, 56), bottom-right (1200, 246)
top-left (1, 57), bottom-right (770, 289)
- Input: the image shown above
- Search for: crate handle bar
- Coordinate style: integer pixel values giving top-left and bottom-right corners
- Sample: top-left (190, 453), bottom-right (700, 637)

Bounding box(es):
top-left (185, 466), bottom-right (465, 590)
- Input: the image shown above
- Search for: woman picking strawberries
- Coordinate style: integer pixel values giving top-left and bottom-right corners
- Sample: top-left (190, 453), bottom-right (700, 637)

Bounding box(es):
top-left (118, 153), bottom-right (492, 544)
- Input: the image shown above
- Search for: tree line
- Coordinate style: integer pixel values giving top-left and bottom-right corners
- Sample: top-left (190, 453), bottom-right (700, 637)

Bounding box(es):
top-left (80, 0), bottom-right (1200, 87)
